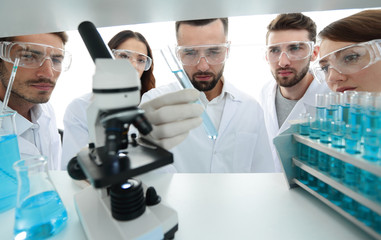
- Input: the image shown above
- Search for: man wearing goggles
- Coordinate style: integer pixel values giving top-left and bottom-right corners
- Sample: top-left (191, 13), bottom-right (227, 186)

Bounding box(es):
top-left (0, 32), bottom-right (70, 170)
top-left (140, 18), bottom-right (274, 173)
top-left (260, 13), bottom-right (330, 172)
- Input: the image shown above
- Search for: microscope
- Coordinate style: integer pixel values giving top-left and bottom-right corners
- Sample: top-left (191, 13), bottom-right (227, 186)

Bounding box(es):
top-left (67, 21), bottom-right (178, 240)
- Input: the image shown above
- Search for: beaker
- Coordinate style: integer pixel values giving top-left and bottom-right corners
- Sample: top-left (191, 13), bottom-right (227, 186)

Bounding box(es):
top-left (0, 109), bottom-right (20, 212)
top-left (13, 155), bottom-right (68, 239)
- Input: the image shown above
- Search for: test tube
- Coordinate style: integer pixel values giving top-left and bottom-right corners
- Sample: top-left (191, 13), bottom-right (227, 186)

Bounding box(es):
top-left (363, 93), bottom-right (381, 161)
top-left (315, 93), bottom-right (326, 120)
top-left (309, 116), bottom-right (320, 140)
top-left (331, 121), bottom-right (346, 148)
top-left (358, 169), bottom-right (377, 197)
top-left (341, 195), bottom-right (357, 216)
top-left (160, 46), bottom-right (218, 140)
top-left (298, 112), bottom-right (310, 136)
top-left (342, 162), bottom-right (359, 188)
top-left (297, 143), bottom-right (309, 161)
top-left (342, 90), bottom-right (357, 124)
top-left (325, 92), bottom-right (340, 121)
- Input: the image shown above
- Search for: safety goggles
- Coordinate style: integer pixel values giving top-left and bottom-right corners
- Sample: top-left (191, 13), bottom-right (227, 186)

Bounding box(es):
top-left (0, 41), bottom-right (71, 72)
top-left (265, 41), bottom-right (314, 63)
top-left (313, 39), bottom-right (381, 83)
top-left (112, 49), bottom-right (152, 71)
top-left (175, 42), bottom-right (230, 66)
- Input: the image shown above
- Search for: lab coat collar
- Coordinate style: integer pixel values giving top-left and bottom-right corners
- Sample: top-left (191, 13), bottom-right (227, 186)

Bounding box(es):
top-left (199, 77), bottom-right (242, 104)
top-left (0, 101), bottom-right (45, 135)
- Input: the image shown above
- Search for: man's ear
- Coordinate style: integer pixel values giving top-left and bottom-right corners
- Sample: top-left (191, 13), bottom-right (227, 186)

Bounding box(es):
top-left (311, 45), bottom-right (319, 62)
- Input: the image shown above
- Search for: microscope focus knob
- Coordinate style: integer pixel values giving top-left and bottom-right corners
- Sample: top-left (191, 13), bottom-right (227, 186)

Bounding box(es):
top-left (146, 186), bottom-right (161, 206)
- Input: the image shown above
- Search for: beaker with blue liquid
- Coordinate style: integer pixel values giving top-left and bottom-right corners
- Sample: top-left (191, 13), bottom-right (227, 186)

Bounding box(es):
top-left (13, 155), bottom-right (68, 239)
top-left (0, 109), bottom-right (21, 213)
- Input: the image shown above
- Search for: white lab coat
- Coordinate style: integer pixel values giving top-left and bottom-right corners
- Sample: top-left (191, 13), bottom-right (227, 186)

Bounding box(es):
top-left (260, 78), bottom-right (330, 172)
top-left (1, 102), bottom-right (62, 170)
top-left (141, 81), bottom-right (275, 173)
top-left (61, 93), bottom-right (92, 170)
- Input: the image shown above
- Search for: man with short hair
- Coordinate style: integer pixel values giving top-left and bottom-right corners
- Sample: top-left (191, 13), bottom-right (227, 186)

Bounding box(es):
top-left (260, 13), bottom-right (330, 172)
top-left (141, 18), bottom-right (274, 173)
top-left (0, 33), bottom-right (71, 170)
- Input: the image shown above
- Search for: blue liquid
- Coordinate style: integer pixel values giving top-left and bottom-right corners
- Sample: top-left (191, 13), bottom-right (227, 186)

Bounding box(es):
top-left (339, 105), bottom-right (350, 123)
top-left (14, 191), bottom-right (68, 239)
top-left (318, 152), bottom-right (329, 172)
top-left (319, 123), bottom-right (331, 144)
top-left (329, 157), bottom-right (342, 179)
top-left (342, 195), bottom-right (357, 216)
top-left (173, 70), bottom-right (218, 140)
top-left (316, 107), bottom-right (326, 120)
top-left (357, 205), bottom-right (372, 227)
top-left (359, 170), bottom-right (377, 197)
top-left (309, 120), bottom-right (320, 139)
top-left (297, 168), bottom-right (308, 184)
top-left (363, 130), bottom-right (381, 161)
top-left (349, 108), bottom-right (364, 127)
top-left (0, 134), bottom-right (20, 212)
top-left (298, 143), bottom-right (309, 161)
top-left (345, 138), bottom-right (361, 154)
top-left (308, 148), bottom-right (318, 166)
top-left (328, 186), bottom-right (342, 206)
top-left (365, 110), bottom-right (381, 130)
top-left (317, 180), bottom-right (328, 197)
top-left (307, 173), bottom-right (318, 191)
top-left (373, 212), bottom-right (381, 233)
top-left (326, 107), bottom-right (338, 121)
top-left (343, 163), bottom-right (359, 187)
top-left (298, 124), bottom-right (309, 136)
top-left (345, 125), bottom-right (362, 154)
top-left (331, 132), bottom-right (345, 148)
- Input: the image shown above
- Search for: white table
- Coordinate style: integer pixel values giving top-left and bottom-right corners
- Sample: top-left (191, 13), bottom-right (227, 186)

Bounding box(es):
top-left (0, 171), bottom-right (373, 240)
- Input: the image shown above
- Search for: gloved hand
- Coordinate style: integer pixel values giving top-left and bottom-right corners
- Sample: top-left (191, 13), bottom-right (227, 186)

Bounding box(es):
top-left (140, 89), bottom-right (203, 150)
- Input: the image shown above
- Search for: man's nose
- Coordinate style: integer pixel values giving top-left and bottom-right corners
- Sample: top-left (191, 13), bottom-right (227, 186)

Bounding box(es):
top-left (278, 52), bottom-right (291, 68)
top-left (196, 56), bottom-right (209, 72)
top-left (36, 58), bottom-right (55, 78)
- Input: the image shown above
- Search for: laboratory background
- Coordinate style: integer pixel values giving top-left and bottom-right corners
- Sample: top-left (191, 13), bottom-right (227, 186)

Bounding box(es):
top-left (51, 8), bottom-right (364, 129)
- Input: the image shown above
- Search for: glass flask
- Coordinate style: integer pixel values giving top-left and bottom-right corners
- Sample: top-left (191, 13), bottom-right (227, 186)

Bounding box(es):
top-left (0, 109), bottom-right (20, 212)
top-left (13, 155), bottom-right (68, 239)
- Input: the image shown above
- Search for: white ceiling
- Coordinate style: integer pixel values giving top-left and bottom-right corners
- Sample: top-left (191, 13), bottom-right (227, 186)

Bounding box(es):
top-left (0, 0), bottom-right (379, 37)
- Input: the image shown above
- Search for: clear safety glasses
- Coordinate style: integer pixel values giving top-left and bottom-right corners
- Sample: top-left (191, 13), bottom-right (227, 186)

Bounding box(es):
top-left (175, 42), bottom-right (230, 66)
top-left (112, 49), bottom-right (152, 71)
top-left (265, 41), bottom-right (314, 63)
top-left (0, 41), bottom-right (72, 72)
top-left (313, 39), bottom-right (381, 83)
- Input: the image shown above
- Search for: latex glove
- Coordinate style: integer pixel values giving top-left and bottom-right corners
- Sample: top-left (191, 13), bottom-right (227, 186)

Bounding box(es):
top-left (140, 89), bottom-right (203, 150)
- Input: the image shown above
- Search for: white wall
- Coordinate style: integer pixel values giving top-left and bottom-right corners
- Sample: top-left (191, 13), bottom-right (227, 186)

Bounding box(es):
top-left (50, 8), bottom-right (364, 129)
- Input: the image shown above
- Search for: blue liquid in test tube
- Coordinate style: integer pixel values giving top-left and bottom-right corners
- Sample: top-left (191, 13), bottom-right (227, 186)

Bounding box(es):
top-left (329, 156), bottom-right (343, 179)
top-left (343, 163), bottom-right (359, 188)
top-left (161, 46), bottom-right (218, 139)
top-left (359, 170), bottom-right (377, 197)
top-left (341, 195), bottom-right (357, 216)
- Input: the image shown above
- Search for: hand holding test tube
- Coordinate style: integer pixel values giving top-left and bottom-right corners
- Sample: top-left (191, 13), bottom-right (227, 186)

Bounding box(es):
top-left (160, 46), bottom-right (218, 140)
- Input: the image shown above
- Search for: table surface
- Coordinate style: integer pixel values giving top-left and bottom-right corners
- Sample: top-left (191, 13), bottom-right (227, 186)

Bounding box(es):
top-left (0, 171), bottom-right (373, 240)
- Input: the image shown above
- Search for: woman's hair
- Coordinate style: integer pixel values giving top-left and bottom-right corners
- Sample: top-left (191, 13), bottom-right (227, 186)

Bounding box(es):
top-left (108, 30), bottom-right (155, 96)
top-left (318, 9), bottom-right (381, 43)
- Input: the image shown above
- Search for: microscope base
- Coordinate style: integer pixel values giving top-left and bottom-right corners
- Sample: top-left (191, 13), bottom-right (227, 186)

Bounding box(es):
top-left (74, 185), bottom-right (178, 240)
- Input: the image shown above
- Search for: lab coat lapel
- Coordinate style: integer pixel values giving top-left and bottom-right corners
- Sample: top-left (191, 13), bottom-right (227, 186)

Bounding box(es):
top-left (218, 96), bottom-right (239, 137)
top-left (267, 83), bottom-right (279, 135)
top-left (17, 137), bottom-right (41, 157)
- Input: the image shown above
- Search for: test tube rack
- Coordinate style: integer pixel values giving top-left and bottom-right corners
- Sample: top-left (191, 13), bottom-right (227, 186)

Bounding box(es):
top-left (274, 125), bottom-right (381, 240)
